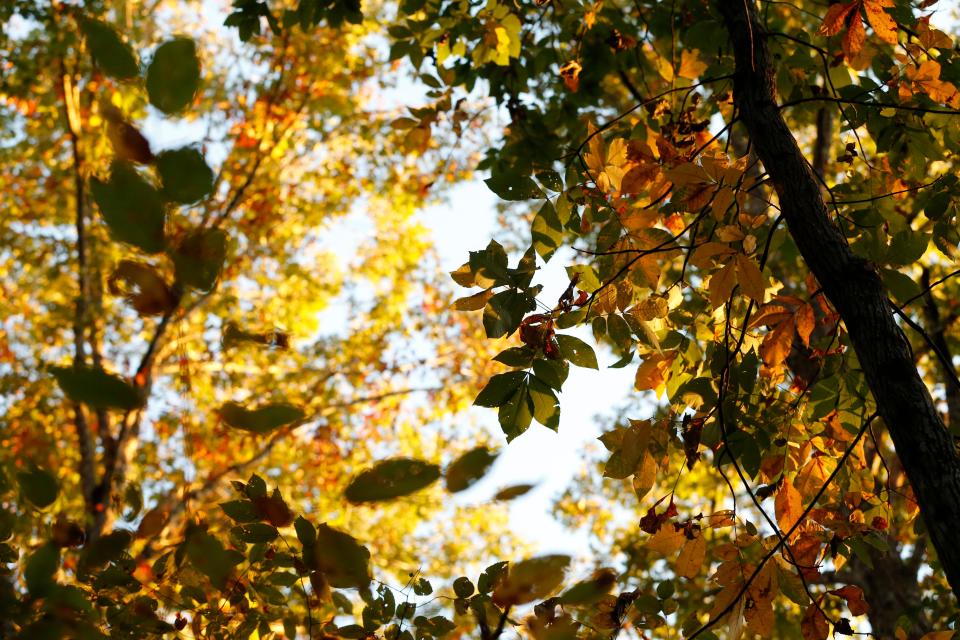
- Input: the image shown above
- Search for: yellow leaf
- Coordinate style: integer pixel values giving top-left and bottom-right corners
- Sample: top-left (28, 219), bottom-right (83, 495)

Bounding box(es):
top-left (774, 477), bottom-right (804, 539)
top-left (632, 452), bottom-right (658, 500)
top-left (920, 632), bottom-right (956, 640)
top-left (796, 456), bottom-right (836, 497)
top-left (675, 533), bottom-right (706, 578)
top-left (645, 524), bottom-right (684, 555)
top-left (678, 49), bottom-right (708, 79)
top-left (734, 254), bottom-right (765, 302)
top-left (452, 289), bottom-right (493, 310)
top-left (863, 0), bottom-right (898, 45)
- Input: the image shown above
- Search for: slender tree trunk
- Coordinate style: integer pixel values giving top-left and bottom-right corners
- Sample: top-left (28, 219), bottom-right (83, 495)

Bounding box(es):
top-left (717, 0), bottom-right (960, 599)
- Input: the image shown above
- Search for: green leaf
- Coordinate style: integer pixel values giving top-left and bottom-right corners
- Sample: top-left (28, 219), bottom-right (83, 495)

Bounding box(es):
top-left (536, 170), bottom-right (563, 192)
top-left (294, 516), bottom-right (316, 547)
top-left (468, 240), bottom-right (510, 288)
top-left (220, 500), bottom-right (259, 523)
top-left (233, 523), bottom-right (279, 543)
top-left (445, 447), bottom-right (499, 493)
top-left (492, 346), bottom-right (536, 368)
top-left (474, 371), bottom-right (527, 407)
top-left (25, 543), bottom-right (60, 596)
top-left (79, 530), bottom-right (133, 572)
top-left (17, 465), bottom-right (59, 509)
top-left (90, 162), bottom-right (165, 253)
top-left (555, 334), bottom-right (599, 369)
top-left (170, 228), bottom-right (227, 291)
top-left (219, 402), bottom-right (304, 434)
top-left (344, 458), bottom-right (440, 503)
top-left (528, 377), bottom-right (560, 431)
top-left (484, 172), bottom-right (542, 201)
top-left (80, 18), bottom-right (139, 80)
top-left (185, 531), bottom-right (243, 589)
top-left (156, 147), bottom-right (213, 203)
top-left (499, 381), bottom-right (533, 441)
top-left (532, 200), bottom-right (563, 261)
top-left (483, 290), bottom-right (535, 339)
top-left (313, 523), bottom-right (371, 588)
top-left (453, 577), bottom-right (475, 598)
top-left (52, 365), bottom-right (143, 410)
top-left (147, 38), bottom-right (201, 114)
top-left (532, 359), bottom-right (568, 390)
top-left (887, 229), bottom-right (930, 266)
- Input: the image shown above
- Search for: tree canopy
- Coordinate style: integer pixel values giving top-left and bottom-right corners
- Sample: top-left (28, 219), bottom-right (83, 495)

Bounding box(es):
top-left (3, 0), bottom-right (960, 638)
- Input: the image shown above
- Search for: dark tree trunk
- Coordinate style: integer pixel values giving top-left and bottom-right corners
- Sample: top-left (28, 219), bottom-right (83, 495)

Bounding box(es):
top-left (716, 0), bottom-right (960, 600)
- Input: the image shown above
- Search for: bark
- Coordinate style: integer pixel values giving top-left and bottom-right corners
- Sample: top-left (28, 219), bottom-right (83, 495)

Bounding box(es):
top-left (717, 0), bottom-right (960, 599)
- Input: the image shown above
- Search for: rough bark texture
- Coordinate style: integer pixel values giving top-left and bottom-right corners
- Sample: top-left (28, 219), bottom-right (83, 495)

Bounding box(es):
top-left (717, 0), bottom-right (960, 598)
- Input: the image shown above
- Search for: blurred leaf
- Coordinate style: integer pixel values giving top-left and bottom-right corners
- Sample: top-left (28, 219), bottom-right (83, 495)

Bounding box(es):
top-left (219, 402), bottom-right (304, 434)
top-left (52, 365), bottom-right (143, 410)
top-left (492, 555), bottom-right (570, 606)
top-left (445, 447), bottom-right (498, 493)
top-left (90, 162), bottom-right (165, 253)
top-left (147, 38), bottom-right (201, 114)
top-left (313, 523), bottom-right (370, 588)
top-left (80, 17), bottom-right (139, 80)
top-left (17, 465), bottom-right (58, 509)
top-left (156, 147), bottom-right (214, 203)
top-left (108, 260), bottom-right (178, 316)
top-left (344, 458), bottom-right (440, 503)
top-left (25, 543), bottom-right (60, 596)
top-left (170, 228), bottom-right (227, 291)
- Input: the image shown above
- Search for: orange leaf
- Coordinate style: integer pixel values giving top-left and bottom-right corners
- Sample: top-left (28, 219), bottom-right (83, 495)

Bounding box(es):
top-left (863, 0), bottom-right (898, 44)
top-left (801, 602), bottom-right (830, 640)
top-left (760, 316), bottom-right (795, 369)
top-left (817, 1), bottom-right (858, 36)
top-left (559, 60), bottom-right (582, 92)
top-left (796, 303), bottom-right (816, 346)
top-left (775, 477), bottom-right (804, 539)
top-left (646, 524), bottom-right (685, 555)
top-left (675, 533), bottom-right (706, 579)
top-left (678, 49), bottom-right (708, 79)
top-left (843, 11), bottom-right (866, 59)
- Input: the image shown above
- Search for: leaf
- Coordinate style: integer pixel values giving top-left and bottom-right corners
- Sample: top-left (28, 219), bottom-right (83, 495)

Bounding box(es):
top-left (313, 523), bottom-right (371, 588)
top-left (675, 532), bottom-right (706, 579)
top-left (136, 505), bottom-right (170, 538)
top-left (185, 531), bottom-right (243, 589)
top-left (830, 585), bottom-right (869, 616)
top-left (555, 334), bottom-right (598, 369)
top-left (17, 465), bottom-right (59, 509)
top-left (492, 555), bottom-right (570, 607)
top-left (796, 304), bottom-right (816, 347)
top-left (498, 382), bottom-right (534, 441)
top-left (234, 522), bottom-right (279, 543)
top-left (25, 543), bottom-right (60, 596)
top-left (156, 147), bottom-right (214, 203)
top-left (483, 290), bottom-right (536, 338)
top-left (493, 484), bottom-right (535, 500)
top-left (775, 477), bottom-right (804, 539)
top-left (452, 289), bottom-right (493, 311)
top-left (817, 1), bottom-right (858, 37)
top-left (559, 568), bottom-right (617, 605)
top-left (734, 254), bottom-right (765, 302)
top-left (678, 49), bottom-right (708, 79)
top-left (863, 0), bottom-right (898, 44)
top-left (532, 200), bottom-right (564, 261)
top-left (445, 447), bottom-right (499, 493)
top-left (484, 172), bottom-right (542, 201)
top-left (108, 260), bottom-right (178, 316)
top-left (801, 602), bottom-right (830, 640)
top-left (344, 458), bottom-right (440, 503)
top-left (632, 452), bottom-right (657, 501)
top-left (254, 489), bottom-right (295, 527)
top-left (80, 17), bottom-right (139, 80)
top-left (842, 10), bottom-right (866, 59)
top-left (645, 525), bottom-right (685, 555)
top-left (52, 365), bottom-right (143, 410)
top-left (710, 260), bottom-right (737, 309)
top-left (106, 116), bottom-right (154, 164)
top-left (475, 371), bottom-right (527, 407)
top-left (528, 377), bottom-right (560, 430)
top-left (219, 402), bottom-right (304, 434)
top-left (147, 38), bottom-right (201, 114)
top-left (170, 228), bottom-right (227, 291)
top-left (759, 317), bottom-right (795, 370)
top-left (532, 359), bottom-right (568, 390)
top-left (90, 162), bottom-right (166, 253)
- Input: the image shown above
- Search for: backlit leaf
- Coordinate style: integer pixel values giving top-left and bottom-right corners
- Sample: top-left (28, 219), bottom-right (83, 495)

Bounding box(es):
top-left (147, 38), bottom-right (201, 114)
top-left (313, 523), bottom-right (371, 588)
top-left (344, 458), bottom-right (440, 503)
top-left (492, 555), bottom-right (570, 606)
top-left (219, 402), bottom-right (304, 434)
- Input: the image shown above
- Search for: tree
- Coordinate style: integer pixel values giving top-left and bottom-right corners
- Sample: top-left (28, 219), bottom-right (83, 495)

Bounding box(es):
top-left (0, 1), bottom-right (515, 637)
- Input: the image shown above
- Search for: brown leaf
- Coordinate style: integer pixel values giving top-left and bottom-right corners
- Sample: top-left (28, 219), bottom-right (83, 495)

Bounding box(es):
top-left (735, 253), bottom-right (765, 302)
top-left (675, 532), bottom-right (706, 578)
top-left (830, 584), bottom-right (869, 616)
top-left (710, 260), bottom-right (737, 309)
top-left (796, 303), bottom-right (816, 346)
top-left (137, 505), bottom-right (170, 538)
top-left (559, 61), bottom-right (582, 92)
top-left (760, 316), bottom-right (795, 370)
top-left (801, 602), bottom-right (830, 640)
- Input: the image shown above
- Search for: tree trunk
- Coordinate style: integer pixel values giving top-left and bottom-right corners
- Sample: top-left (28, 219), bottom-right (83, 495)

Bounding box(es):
top-left (716, 0), bottom-right (960, 599)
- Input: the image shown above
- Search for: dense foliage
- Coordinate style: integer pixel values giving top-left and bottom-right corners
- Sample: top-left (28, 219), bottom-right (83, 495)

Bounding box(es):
top-left (3, 0), bottom-right (960, 638)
